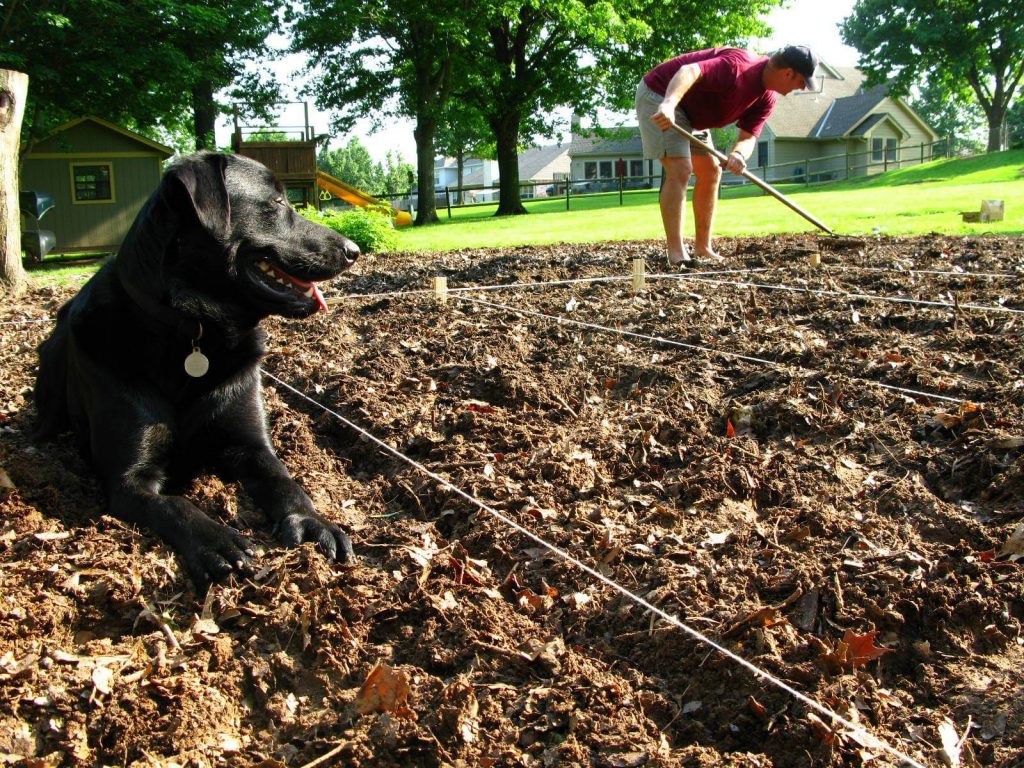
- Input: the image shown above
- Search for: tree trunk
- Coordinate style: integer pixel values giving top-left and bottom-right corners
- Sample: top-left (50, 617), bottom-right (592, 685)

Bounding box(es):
top-left (493, 114), bottom-right (525, 216)
top-left (986, 110), bottom-right (1007, 153)
top-left (192, 79), bottom-right (218, 151)
top-left (413, 118), bottom-right (439, 225)
top-left (0, 69), bottom-right (28, 298)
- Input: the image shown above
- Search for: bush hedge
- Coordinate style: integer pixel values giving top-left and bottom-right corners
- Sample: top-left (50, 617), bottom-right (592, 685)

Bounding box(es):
top-left (300, 205), bottom-right (398, 253)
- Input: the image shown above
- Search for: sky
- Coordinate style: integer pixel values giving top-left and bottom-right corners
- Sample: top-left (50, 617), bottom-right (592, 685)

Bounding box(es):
top-left (219, 0), bottom-right (860, 164)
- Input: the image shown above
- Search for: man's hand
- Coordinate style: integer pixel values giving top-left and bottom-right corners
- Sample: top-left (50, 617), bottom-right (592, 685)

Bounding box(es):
top-left (724, 151), bottom-right (747, 175)
top-left (651, 102), bottom-right (675, 130)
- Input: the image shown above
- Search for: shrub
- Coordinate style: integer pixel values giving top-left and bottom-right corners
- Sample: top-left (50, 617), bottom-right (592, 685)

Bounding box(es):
top-left (300, 205), bottom-right (398, 253)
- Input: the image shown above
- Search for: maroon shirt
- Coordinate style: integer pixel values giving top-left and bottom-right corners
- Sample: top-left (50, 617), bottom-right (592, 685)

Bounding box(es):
top-left (643, 48), bottom-right (776, 136)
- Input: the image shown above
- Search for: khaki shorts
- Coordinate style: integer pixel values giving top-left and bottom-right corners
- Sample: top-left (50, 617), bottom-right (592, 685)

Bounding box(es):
top-left (635, 80), bottom-right (713, 160)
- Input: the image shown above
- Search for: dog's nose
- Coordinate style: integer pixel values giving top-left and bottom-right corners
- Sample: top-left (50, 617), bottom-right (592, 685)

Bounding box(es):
top-left (343, 239), bottom-right (360, 266)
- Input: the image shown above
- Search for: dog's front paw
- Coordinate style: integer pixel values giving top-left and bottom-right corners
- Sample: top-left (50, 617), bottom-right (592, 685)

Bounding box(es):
top-left (181, 520), bottom-right (254, 591)
top-left (275, 512), bottom-right (355, 564)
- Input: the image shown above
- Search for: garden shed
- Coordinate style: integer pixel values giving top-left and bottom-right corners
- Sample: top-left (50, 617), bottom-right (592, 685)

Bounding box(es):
top-left (20, 116), bottom-right (174, 253)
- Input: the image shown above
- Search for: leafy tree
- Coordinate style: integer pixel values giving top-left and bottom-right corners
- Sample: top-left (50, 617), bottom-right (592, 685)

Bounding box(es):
top-left (457, 0), bottom-right (779, 216)
top-left (841, 0), bottom-right (1024, 152)
top-left (377, 151), bottom-right (416, 196)
top-left (289, 0), bottom-right (472, 225)
top-left (435, 100), bottom-right (493, 204)
top-left (318, 138), bottom-right (379, 190)
top-left (318, 139), bottom-right (415, 197)
top-left (1007, 97), bottom-right (1024, 149)
top-left (0, 0), bottom-right (281, 151)
top-left (908, 79), bottom-right (986, 155)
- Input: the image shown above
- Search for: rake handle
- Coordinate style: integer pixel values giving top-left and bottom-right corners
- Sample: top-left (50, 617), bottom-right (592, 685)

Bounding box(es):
top-left (666, 121), bottom-right (834, 236)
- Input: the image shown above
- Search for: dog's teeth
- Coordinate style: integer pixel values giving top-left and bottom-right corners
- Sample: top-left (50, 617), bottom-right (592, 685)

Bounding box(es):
top-left (304, 287), bottom-right (314, 298)
top-left (259, 261), bottom-right (271, 272)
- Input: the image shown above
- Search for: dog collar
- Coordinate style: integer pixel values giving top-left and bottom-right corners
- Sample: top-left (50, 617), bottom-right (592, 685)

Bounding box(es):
top-left (118, 273), bottom-right (207, 375)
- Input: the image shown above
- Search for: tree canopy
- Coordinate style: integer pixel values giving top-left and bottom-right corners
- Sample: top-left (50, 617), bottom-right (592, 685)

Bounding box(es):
top-left (1, 0), bottom-right (280, 151)
top-left (841, 0), bottom-right (1024, 152)
top-left (289, 0), bottom-right (473, 224)
top-left (318, 137), bottom-right (415, 195)
top-left (290, 0), bottom-right (780, 221)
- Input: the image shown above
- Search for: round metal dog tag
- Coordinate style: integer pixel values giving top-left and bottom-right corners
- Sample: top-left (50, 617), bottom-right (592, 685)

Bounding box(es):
top-left (184, 348), bottom-right (210, 378)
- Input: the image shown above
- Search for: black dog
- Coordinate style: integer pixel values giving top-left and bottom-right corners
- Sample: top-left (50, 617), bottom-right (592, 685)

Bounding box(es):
top-left (35, 151), bottom-right (359, 589)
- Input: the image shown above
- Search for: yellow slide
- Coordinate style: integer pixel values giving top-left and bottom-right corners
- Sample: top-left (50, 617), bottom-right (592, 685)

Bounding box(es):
top-left (316, 170), bottom-right (413, 227)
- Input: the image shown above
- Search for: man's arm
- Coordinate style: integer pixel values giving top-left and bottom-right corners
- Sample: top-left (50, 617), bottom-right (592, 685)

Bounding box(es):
top-left (651, 63), bottom-right (702, 129)
top-left (725, 130), bottom-right (757, 175)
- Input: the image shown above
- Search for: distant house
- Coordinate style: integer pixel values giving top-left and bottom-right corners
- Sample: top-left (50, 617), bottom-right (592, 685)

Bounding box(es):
top-left (568, 131), bottom-right (655, 191)
top-left (757, 63), bottom-right (940, 182)
top-left (568, 60), bottom-right (939, 186)
top-left (433, 143), bottom-right (571, 202)
top-left (21, 116), bottom-right (174, 253)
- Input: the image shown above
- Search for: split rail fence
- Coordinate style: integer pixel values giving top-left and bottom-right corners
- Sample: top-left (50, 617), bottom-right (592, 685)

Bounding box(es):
top-left (366, 139), bottom-right (951, 219)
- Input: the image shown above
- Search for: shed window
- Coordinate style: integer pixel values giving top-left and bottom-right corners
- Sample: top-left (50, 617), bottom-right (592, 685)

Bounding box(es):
top-left (72, 163), bottom-right (114, 203)
top-left (871, 138), bottom-right (884, 162)
top-left (584, 162), bottom-right (597, 179)
top-left (757, 141), bottom-right (769, 168)
top-left (598, 160), bottom-right (613, 178)
top-left (629, 160), bottom-right (644, 177)
top-left (886, 138), bottom-right (898, 161)
top-left (286, 186), bottom-right (309, 207)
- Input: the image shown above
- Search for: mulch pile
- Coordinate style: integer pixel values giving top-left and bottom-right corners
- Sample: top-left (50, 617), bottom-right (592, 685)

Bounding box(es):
top-left (1, 234), bottom-right (1022, 767)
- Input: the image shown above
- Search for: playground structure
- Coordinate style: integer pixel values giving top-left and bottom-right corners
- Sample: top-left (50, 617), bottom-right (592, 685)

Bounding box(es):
top-left (230, 103), bottom-right (411, 227)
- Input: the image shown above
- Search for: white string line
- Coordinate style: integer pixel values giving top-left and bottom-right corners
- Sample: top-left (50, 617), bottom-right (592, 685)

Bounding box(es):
top-left (832, 265), bottom-right (1019, 279)
top-left (455, 293), bottom-right (969, 405)
top-left (262, 369), bottom-right (928, 768)
top-left (326, 268), bottom-right (769, 305)
top-left (670, 275), bottom-right (1024, 316)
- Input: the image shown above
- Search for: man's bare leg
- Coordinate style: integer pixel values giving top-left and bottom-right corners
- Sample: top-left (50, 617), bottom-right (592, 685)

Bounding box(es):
top-left (659, 156), bottom-right (693, 265)
top-left (691, 154), bottom-right (725, 260)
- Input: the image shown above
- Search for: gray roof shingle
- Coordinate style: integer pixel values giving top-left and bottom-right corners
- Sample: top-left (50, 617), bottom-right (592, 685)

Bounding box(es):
top-left (811, 85), bottom-right (888, 137)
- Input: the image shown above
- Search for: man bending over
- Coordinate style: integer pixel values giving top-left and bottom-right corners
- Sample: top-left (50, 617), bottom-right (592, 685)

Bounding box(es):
top-left (636, 45), bottom-right (818, 266)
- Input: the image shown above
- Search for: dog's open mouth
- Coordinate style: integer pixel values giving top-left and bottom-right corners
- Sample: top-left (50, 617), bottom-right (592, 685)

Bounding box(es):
top-left (253, 259), bottom-right (329, 312)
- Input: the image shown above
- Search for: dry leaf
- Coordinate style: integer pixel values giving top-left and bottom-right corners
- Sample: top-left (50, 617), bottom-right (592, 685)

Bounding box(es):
top-left (937, 718), bottom-right (962, 768)
top-left (843, 629), bottom-right (893, 668)
top-left (355, 663), bottom-right (416, 720)
top-left (998, 521), bottom-right (1024, 562)
top-left (723, 606), bottom-right (782, 638)
top-left (92, 665), bottom-right (114, 695)
top-left (702, 530), bottom-right (731, 547)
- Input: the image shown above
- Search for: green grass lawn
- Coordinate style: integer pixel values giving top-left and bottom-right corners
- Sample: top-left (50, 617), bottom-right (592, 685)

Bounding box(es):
top-left (21, 151), bottom-right (1023, 285)
top-left (396, 150), bottom-right (1024, 251)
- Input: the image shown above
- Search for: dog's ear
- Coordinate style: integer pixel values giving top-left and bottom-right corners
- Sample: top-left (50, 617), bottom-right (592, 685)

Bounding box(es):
top-left (166, 152), bottom-right (232, 241)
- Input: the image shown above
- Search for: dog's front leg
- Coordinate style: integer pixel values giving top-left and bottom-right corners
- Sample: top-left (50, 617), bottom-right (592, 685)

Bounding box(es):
top-left (96, 421), bottom-right (254, 590)
top-left (205, 381), bottom-right (354, 564)
top-left (219, 442), bottom-right (355, 564)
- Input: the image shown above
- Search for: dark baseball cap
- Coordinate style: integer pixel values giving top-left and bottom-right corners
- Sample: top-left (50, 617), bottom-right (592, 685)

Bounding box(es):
top-left (777, 45), bottom-right (819, 90)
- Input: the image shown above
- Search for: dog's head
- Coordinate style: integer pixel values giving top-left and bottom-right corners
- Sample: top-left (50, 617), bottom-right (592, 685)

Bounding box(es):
top-left (118, 151), bottom-right (359, 323)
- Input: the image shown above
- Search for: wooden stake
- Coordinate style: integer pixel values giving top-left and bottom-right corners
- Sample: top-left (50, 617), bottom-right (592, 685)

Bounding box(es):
top-left (808, 252), bottom-right (821, 268)
top-left (632, 258), bottom-right (645, 292)
top-left (433, 276), bottom-right (448, 304)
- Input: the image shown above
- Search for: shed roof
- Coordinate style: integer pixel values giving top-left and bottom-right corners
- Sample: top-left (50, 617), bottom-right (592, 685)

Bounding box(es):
top-left (25, 115), bottom-right (174, 157)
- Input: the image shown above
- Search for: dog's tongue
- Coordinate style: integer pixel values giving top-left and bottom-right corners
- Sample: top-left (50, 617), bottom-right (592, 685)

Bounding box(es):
top-left (270, 265), bottom-right (328, 312)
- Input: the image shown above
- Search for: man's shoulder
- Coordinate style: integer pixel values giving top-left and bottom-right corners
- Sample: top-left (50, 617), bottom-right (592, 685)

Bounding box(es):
top-left (709, 47), bottom-right (762, 66)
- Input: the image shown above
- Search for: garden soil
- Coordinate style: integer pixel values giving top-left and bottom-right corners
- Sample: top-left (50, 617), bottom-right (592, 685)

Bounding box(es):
top-left (1, 234), bottom-right (1022, 768)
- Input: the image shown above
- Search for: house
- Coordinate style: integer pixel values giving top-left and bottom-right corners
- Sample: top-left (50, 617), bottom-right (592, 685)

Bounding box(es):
top-left (433, 143), bottom-right (571, 202)
top-left (20, 116), bottom-right (174, 253)
top-left (568, 61), bottom-right (939, 185)
top-left (568, 130), bottom-right (656, 191)
top-left (756, 62), bottom-right (940, 182)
